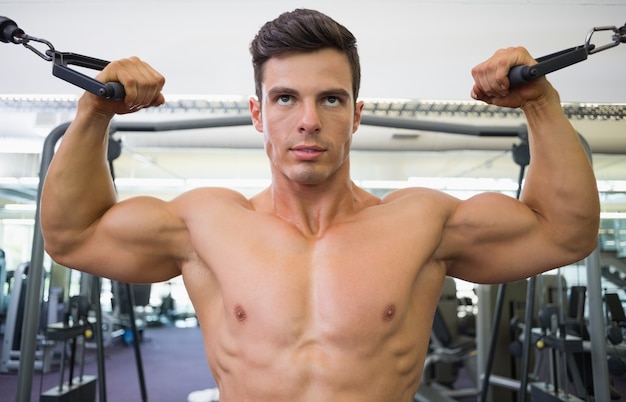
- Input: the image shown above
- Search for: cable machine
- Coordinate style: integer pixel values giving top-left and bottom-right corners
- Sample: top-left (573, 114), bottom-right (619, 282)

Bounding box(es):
top-left (1, 15), bottom-right (624, 402)
top-left (479, 23), bottom-right (624, 402)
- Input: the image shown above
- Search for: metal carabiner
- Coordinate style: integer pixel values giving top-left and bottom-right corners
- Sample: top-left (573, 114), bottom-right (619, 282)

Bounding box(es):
top-left (4, 23), bottom-right (57, 62)
top-left (1, 15), bottom-right (125, 100)
top-left (585, 25), bottom-right (621, 55)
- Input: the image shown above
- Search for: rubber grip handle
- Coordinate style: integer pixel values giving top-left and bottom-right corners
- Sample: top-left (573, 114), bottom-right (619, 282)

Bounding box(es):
top-left (0, 16), bottom-right (24, 44)
top-left (99, 81), bottom-right (126, 100)
top-left (508, 65), bottom-right (538, 87)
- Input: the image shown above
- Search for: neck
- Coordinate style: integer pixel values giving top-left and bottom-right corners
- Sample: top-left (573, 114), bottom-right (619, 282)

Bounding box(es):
top-left (258, 173), bottom-right (373, 237)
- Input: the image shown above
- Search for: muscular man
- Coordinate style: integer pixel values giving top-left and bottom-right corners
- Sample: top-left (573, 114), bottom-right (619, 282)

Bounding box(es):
top-left (40, 8), bottom-right (600, 402)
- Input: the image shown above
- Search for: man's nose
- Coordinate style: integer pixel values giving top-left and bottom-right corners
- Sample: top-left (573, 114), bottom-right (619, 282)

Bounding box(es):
top-left (298, 100), bottom-right (321, 134)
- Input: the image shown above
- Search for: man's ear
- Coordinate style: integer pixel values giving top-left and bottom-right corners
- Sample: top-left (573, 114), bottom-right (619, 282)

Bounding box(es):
top-left (352, 100), bottom-right (364, 133)
top-left (249, 96), bottom-right (263, 133)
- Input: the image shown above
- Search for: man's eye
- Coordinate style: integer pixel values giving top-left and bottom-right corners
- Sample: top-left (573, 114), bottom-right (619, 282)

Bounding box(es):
top-left (324, 96), bottom-right (340, 106)
top-left (277, 95), bottom-right (292, 105)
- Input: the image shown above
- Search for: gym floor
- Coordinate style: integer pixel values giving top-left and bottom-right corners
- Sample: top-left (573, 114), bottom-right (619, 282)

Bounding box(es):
top-left (0, 324), bottom-right (215, 402)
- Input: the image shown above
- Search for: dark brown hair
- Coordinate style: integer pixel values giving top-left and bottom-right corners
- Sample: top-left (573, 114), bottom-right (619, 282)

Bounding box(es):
top-left (250, 9), bottom-right (360, 102)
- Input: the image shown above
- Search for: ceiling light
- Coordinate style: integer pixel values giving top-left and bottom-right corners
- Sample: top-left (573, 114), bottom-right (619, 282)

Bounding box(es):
top-left (4, 204), bottom-right (36, 211)
top-left (601, 212), bottom-right (626, 219)
top-left (1, 218), bottom-right (35, 225)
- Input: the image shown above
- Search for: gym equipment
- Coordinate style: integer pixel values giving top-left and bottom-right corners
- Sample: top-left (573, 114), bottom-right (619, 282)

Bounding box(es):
top-left (508, 23), bottom-right (625, 86)
top-left (477, 279), bottom-right (529, 400)
top-left (584, 247), bottom-right (613, 401)
top-left (0, 262), bottom-right (56, 373)
top-left (604, 292), bottom-right (626, 379)
top-left (563, 286), bottom-right (622, 400)
top-left (477, 38), bottom-right (620, 394)
top-left (422, 277), bottom-right (478, 399)
top-left (1, 262), bottom-right (28, 372)
top-left (0, 249), bottom-right (6, 320)
top-left (605, 293), bottom-right (625, 346)
top-left (40, 295), bottom-right (97, 402)
top-left (531, 304), bottom-right (587, 400)
top-left (0, 16), bottom-right (124, 100)
top-left (479, 123), bottom-right (529, 402)
top-left (413, 384), bottom-right (456, 402)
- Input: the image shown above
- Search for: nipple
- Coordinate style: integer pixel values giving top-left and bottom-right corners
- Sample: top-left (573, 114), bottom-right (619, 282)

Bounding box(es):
top-left (382, 304), bottom-right (396, 322)
top-left (234, 305), bottom-right (247, 322)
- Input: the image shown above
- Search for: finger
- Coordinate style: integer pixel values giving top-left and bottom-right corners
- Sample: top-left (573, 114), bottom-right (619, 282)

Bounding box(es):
top-left (130, 57), bottom-right (166, 107)
top-left (113, 57), bottom-right (165, 110)
top-left (493, 55), bottom-right (512, 96)
top-left (119, 57), bottom-right (150, 108)
top-left (471, 63), bottom-right (497, 100)
top-left (482, 50), bottom-right (510, 98)
top-left (150, 93), bottom-right (166, 108)
top-left (470, 85), bottom-right (494, 105)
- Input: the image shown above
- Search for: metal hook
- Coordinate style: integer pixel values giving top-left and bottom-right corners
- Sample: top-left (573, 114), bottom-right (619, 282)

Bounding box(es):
top-left (585, 26), bottom-right (621, 55)
top-left (617, 23), bottom-right (626, 43)
top-left (17, 33), bottom-right (55, 62)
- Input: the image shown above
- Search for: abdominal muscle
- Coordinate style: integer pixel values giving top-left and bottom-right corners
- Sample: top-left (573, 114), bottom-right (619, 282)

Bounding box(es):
top-left (202, 309), bottom-right (431, 402)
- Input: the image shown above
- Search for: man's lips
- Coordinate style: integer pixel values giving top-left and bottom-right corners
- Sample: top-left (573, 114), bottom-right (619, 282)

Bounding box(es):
top-left (292, 145), bottom-right (325, 152)
top-left (291, 145), bottom-right (325, 160)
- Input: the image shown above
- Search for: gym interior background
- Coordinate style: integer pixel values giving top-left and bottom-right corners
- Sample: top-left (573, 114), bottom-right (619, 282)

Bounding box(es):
top-left (0, 1), bottom-right (625, 401)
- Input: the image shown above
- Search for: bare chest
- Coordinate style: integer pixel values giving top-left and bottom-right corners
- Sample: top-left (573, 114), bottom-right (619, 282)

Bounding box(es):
top-left (187, 215), bottom-right (442, 346)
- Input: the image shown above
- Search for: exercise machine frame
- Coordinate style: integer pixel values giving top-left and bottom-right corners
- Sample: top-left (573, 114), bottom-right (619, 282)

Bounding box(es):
top-left (13, 113), bottom-right (608, 402)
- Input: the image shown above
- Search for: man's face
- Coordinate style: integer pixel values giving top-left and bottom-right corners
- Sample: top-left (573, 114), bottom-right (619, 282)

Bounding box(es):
top-left (250, 48), bottom-right (363, 186)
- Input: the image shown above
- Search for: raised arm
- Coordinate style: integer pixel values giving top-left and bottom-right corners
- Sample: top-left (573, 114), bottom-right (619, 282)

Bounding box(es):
top-left (40, 57), bottom-right (188, 283)
top-left (441, 47), bottom-right (600, 284)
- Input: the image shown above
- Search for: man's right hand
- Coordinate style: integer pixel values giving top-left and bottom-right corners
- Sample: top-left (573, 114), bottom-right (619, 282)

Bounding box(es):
top-left (84, 56), bottom-right (166, 118)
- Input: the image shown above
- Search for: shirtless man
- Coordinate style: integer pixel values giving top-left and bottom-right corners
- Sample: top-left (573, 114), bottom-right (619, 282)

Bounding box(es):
top-left (40, 8), bottom-right (600, 402)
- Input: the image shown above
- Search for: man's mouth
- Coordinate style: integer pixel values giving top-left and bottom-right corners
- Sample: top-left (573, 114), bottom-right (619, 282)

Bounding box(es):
top-left (291, 145), bottom-right (325, 152)
top-left (291, 145), bottom-right (325, 159)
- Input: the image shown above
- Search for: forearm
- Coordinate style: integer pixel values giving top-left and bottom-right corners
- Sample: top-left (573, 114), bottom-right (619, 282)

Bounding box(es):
top-left (41, 102), bottom-right (118, 255)
top-left (521, 88), bottom-right (600, 254)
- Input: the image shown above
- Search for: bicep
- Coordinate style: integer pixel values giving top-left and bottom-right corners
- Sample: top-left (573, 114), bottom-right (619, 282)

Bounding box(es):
top-left (53, 196), bottom-right (189, 283)
top-left (441, 192), bottom-right (571, 284)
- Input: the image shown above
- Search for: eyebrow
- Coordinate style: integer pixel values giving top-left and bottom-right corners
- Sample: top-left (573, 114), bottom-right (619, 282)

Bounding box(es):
top-left (266, 86), bottom-right (298, 98)
top-left (319, 88), bottom-right (352, 99)
top-left (266, 86), bottom-right (352, 100)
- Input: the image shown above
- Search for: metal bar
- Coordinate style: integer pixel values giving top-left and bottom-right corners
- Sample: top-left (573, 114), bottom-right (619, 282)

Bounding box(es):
top-left (517, 276), bottom-right (536, 402)
top-left (91, 275), bottom-right (107, 402)
top-left (480, 283), bottom-right (507, 402)
top-left (487, 374), bottom-right (524, 391)
top-left (360, 114), bottom-right (526, 138)
top-left (586, 246), bottom-right (611, 401)
top-left (15, 121), bottom-right (70, 402)
top-left (125, 284), bottom-right (148, 402)
top-left (475, 284), bottom-right (492, 402)
top-left (110, 115), bottom-right (254, 133)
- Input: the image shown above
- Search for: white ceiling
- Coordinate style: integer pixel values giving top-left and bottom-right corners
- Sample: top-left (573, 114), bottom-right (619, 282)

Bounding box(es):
top-left (0, 0), bottom-right (625, 212)
top-left (1, 0), bottom-right (625, 101)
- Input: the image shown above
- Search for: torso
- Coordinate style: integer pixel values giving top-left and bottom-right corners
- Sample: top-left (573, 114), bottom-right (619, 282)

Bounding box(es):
top-left (177, 186), bottom-right (452, 402)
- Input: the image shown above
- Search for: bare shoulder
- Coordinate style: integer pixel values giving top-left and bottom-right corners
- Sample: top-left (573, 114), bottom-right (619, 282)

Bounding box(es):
top-left (377, 187), bottom-right (462, 261)
top-left (171, 187), bottom-right (254, 215)
top-left (372, 187), bottom-right (461, 247)
top-left (379, 187), bottom-right (459, 214)
top-left (381, 187), bottom-right (520, 226)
